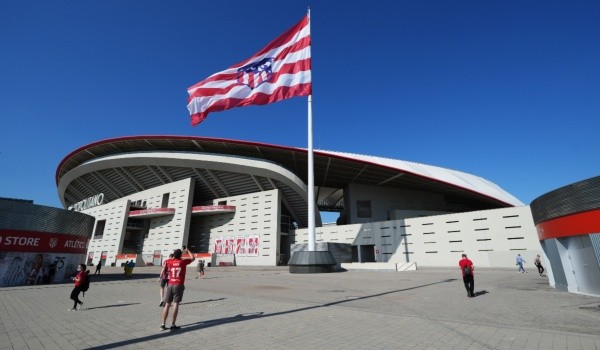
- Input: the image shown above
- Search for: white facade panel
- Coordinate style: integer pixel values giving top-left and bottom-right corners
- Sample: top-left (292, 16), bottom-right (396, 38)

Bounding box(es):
top-left (84, 178), bottom-right (194, 266)
top-left (85, 200), bottom-right (130, 265)
top-left (192, 189), bottom-right (281, 266)
top-left (403, 206), bottom-right (541, 267)
top-left (294, 206), bottom-right (541, 268)
top-left (141, 178), bottom-right (195, 258)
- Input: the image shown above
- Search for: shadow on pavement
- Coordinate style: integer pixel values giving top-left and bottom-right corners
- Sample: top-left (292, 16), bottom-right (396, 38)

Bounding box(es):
top-left (83, 303), bottom-right (141, 311)
top-left (180, 298), bottom-right (226, 306)
top-left (473, 290), bottom-right (489, 297)
top-left (90, 272), bottom-right (159, 282)
top-left (86, 278), bottom-right (456, 350)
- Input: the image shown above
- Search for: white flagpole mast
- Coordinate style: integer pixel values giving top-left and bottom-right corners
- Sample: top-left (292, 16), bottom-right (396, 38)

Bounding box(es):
top-left (307, 8), bottom-right (316, 252)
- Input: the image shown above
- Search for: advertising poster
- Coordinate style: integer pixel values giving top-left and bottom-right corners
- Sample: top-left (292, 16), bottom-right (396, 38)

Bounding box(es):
top-left (225, 237), bottom-right (234, 254)
top-left (0, 252), bottom-right (83, 287)
top-left (142, 254), bottom-right (153, 265)
top-left (247, 235), bottom-right (259, 257)
top-left (235, 236), bottom-right (246, 256)
top-left (100, 251), bottom-right (108, 265)
top-left (213, 237), bottom-right (223, 254)
top-left (152, 250), bottom-right (162, 266)
top-left (87, 252), bottom-right (94, 265)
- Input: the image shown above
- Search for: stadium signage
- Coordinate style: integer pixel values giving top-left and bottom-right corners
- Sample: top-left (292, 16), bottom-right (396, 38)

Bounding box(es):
top-left (0, 229), bottom-right (88, 253)
top-left (68, 193), bottom-right (105, 211)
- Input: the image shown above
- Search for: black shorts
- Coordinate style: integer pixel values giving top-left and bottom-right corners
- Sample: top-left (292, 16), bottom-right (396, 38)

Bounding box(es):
top-left (159, 278), bottom-right (168, 288)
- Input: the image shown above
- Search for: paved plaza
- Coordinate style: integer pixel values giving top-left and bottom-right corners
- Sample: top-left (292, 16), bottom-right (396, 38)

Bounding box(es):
top-left (1, 265), bottom-right (600, 350)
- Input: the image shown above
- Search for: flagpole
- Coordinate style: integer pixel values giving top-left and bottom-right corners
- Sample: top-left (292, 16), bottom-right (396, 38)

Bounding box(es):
top-left (290, 10), bottom-right (334, 273)
top-left (307, 8), bottom-right (316, 252)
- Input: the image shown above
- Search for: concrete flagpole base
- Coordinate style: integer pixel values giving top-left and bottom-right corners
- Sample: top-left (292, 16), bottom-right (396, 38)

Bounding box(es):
top-left (288, 251), bottom-right (337, 273)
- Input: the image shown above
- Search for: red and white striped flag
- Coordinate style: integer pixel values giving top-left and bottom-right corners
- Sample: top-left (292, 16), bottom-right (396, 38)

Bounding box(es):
top-left (187, 15), bottom-right (312, 126)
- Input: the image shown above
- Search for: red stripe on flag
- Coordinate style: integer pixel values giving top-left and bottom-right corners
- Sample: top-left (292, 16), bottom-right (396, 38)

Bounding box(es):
top-left (190, 83), bottom-right (311, 126)
top-left (232, 15), bottom-right (309, 68)
top-left (273, 36), bottom-right (311, 62)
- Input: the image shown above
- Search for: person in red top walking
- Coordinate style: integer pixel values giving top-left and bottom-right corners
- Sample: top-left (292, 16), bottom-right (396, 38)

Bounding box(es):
top-left (69, 263), bottom-right (87, 310)
top-left (160, 247), bottom-right (195, 330)
top-left (458, 254), bottom-right (475, 298)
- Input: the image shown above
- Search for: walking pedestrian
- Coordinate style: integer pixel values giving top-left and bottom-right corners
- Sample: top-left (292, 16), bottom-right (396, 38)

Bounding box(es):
top-left (69, 264), bottom-right (87, 311)
top-left (534, 254), bottom-right (545, 276)
top-left (129, 260), bottom-right (135, 277)
top-left (160, 247), bottom-right (195, 330)
top-left (459, 253), bottom-right (475, 298)
top-left (159, 254), bottom-right (173, 307)
top-left (516, 254), bottom-right (526, 273)
top-left (94, 261), bottom-right (101, 275)
top-left (196, 260), bottom-right (205, 279)
top-left (124, 260), bottom-right (135, 278)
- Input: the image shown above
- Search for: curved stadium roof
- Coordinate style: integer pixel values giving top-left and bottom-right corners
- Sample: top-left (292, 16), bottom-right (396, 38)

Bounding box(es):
top-left (56, 136), bottom-right (523, 228)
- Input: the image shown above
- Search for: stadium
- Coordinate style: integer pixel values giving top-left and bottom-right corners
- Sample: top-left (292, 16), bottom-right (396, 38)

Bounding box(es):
top-left (56, 135), bottom-right (541, 269)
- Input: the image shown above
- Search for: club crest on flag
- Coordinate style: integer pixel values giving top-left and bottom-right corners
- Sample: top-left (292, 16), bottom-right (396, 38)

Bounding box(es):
top-left (237, 57), bottom-right (274, 90)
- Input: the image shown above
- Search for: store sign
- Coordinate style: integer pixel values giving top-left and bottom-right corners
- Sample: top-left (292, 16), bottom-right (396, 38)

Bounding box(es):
top-left (68, 193), bottom-right (105, 211)
top-left (0, 229), bottom-right (89, 254)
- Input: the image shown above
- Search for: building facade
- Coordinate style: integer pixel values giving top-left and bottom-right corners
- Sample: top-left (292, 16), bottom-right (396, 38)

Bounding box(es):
top-left (56, 136), bottom-right (541, 269)
top-left (0, 198), bottom-right (95, 287)
top-left (295, 206), bottom-right (540, 268)
top-left (84, 178), bottom-right (283, 267)
top-left (530, 176), bottom-right (600, 297)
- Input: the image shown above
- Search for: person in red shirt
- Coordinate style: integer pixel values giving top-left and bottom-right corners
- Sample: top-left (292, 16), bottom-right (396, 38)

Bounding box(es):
top-left (69, 263), bottom-right (87, 310)
top-left (458, 254), bottom-right (475, 298)
top-left (160, 247), bottom-right (195, 330)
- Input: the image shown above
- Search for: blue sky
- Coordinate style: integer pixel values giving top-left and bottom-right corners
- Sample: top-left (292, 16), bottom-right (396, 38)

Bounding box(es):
top-left (1, 1), bottom-right (599, 211)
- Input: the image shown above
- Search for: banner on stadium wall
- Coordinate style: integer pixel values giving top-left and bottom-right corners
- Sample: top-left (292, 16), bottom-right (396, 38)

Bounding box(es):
top-left (87, 251), bottom-right (94, 265)
top-left (115, 254), bottom-right (137, 260)
top-left (142, 254), bottom-right (153, 265)
top-left (248, 235), bottom-right (259, 256)
top-left (0, 229), bottom-right (89, 254)
top-left (214, 237), bottom-right (223, 254)
top-left (152, 250), bottom-right (162, 266)
top-left (213, 235), bottom-right (259, 257)
top-left (235, 236), bottom-right (246, 256)
top-left (225, 236), bottom-right (234, 254)
top-left (222, 237), bottom-right (229, 254)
